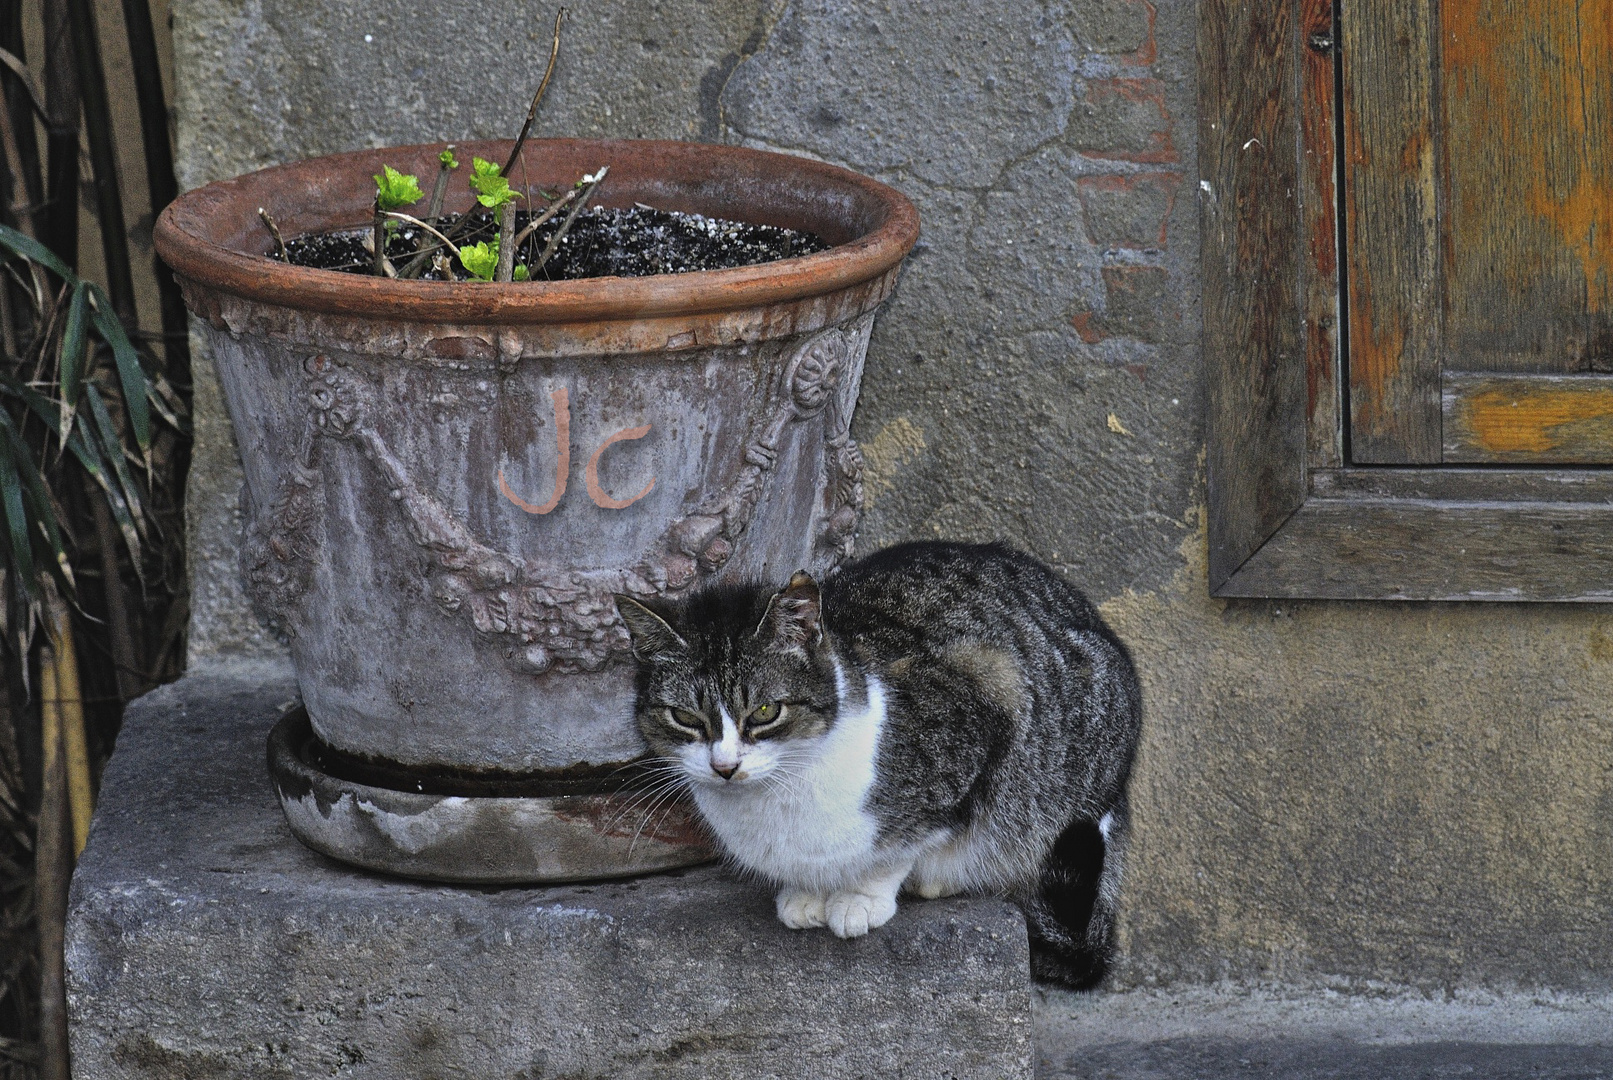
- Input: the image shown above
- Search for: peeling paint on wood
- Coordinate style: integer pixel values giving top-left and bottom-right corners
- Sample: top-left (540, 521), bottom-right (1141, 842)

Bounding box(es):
top-left (1344, 0), bottom-right (1613, 462)
top-left (1441, 0), bottom-right (1613, 365)
top-left (1443, 373), bottom-right (1613, 462)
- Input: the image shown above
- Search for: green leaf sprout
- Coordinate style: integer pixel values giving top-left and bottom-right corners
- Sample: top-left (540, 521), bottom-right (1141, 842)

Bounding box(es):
top-left (470, 157), bottom-right (519, 212)
top-left (373, 165), bottom-right (425, 212)
top-left (439, 148), bottom-right (460, 169)
top-left (513, 264), bottom-right (530, 282)
top-left (459, 239), bottom-right (500, 281)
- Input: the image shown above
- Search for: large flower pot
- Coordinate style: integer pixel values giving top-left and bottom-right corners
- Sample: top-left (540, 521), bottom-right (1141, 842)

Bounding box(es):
top-left (156, 138), bottom-right (917, 882)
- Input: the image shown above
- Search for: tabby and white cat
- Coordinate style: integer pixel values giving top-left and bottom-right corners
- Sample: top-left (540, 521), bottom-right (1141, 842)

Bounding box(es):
top-left (614, 541), bottom-right (1141, 987)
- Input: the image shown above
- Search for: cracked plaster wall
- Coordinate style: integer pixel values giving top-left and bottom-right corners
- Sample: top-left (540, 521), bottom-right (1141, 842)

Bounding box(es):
top-left (173, 0), bottom-right (1613, 991)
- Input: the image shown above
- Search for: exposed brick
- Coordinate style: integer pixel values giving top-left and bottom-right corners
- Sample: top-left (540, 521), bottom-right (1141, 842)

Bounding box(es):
top-left (1069, 0), bottom-right (1157, 64)
top-left (1068, 78), bottom-right (1177, 164)
top-left (1100, 266), bottom-right (1173, 342)
top-left (1076, 172), bottom-right (1179, 250)
top-left (1067, 266), bottom-right (1174, 344)
top-left (1070, 310), bottom-right (1106, 344)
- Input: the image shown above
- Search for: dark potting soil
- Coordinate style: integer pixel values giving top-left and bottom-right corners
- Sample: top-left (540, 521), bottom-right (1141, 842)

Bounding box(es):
top-left (276, 205), bottom-right (831, 281)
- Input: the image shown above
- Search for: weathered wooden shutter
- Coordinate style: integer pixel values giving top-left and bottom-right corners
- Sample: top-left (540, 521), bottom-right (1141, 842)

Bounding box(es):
top-left (1201, 0), bottom-right (1613, 600)
top-left (1345, 0), bottom-right (1613, 465)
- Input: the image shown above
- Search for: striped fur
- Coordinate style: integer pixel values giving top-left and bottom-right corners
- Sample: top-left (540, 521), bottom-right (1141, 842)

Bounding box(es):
top-left (615, 541), bottom-right (1142, 987)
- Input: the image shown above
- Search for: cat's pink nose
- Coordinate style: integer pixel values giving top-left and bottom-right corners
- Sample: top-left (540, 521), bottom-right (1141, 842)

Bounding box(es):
top-left (712, 762), bottom-right (738, 780)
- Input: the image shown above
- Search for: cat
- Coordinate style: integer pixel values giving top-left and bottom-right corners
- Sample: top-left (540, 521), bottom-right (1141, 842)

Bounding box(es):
top-left (613, 540), bottom-right (1142, 987)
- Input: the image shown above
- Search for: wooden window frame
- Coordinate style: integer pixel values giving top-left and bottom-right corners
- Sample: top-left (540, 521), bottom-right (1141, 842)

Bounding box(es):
top-left (1201, 0), bottom-right (1613, 601)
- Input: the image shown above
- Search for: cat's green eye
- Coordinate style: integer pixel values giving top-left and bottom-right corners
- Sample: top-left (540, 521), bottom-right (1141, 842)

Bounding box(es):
top-left (668, 708), bottom-right (705, 732)
top-left (748, 702), bottom-right (783, 726)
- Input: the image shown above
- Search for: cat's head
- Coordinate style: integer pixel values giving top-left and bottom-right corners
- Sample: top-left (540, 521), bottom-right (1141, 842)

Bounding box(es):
top-left (613, 572), bottom-right (839, 788)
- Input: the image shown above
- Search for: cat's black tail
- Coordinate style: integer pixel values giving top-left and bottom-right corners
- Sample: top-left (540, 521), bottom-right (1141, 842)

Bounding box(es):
top-left (1019, 796), bottom-right (1130, 990)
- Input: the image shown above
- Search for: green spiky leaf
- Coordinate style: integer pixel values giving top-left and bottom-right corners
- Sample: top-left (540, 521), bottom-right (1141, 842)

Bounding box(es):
top-left (85, 285), bottom-right (151, 454)
top-left (0, 434), bottom-right (37, 599)
top-left (0, 222), bottom-right (73, 281)
top-left (86, 382), bottom-right (150, 541)
top-left (0, 374), bottom-right (143, 569)
top-left (59, 281), bottom-right (89, 440)
top-left (0, 413), bottom-right (73, 591)
top-left (373, 165), bottom-right (425, 212)
top-left (459, 240), bottom-right (500, 282)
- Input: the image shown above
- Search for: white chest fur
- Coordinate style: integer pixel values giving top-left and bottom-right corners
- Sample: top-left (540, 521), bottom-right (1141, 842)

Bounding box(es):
top-left (693, 668), bottom-right (889, 891)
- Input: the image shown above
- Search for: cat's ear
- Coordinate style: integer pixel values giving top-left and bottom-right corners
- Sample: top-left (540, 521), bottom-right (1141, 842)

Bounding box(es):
top-left (758, 571), bottom-right (823, 656)
top-left (613, 595), bottom-right (687, 662)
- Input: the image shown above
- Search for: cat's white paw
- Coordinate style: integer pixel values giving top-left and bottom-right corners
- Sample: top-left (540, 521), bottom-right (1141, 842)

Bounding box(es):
top-left (825, 890), bottom-right (898, 938)
top-left (776, 887), bottom-right (828, 929)
top-left (909, 876), bottom-right (964, 900)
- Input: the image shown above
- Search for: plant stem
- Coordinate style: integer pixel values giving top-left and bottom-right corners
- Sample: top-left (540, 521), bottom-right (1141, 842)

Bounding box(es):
top-left (534, 167), bottom-right (607, 275)
top-left (511, 187), bottom-right (577, 251)
top-left (258, 207), bottom-right (289, 260)
top-left (118, 0), bottom-right (190, 385)
top-left (494, 205), bottom-right (518, 282)
top-left (372, 202), bottom-right (387, 277)
top-left (0, 9), bottom-right (44, 224)
top-left (89, 479), bottom-right (142, 702)
top-left (501, 8), bottom-right (567, 178)
top-left (424, 147), bottom-right (455, 224)
top-left (37, 636), bottom-right (70, 1080)
top-left (48, 598), bottom-right (91, 855)
top-left (397, 149), bottom-right (457, 278)
top-left (0, 256), bottom-right (14, 358)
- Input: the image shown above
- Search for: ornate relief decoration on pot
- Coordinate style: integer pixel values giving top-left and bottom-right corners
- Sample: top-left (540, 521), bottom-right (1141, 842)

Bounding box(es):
top-left (243, 315), bottom-right (872, 677)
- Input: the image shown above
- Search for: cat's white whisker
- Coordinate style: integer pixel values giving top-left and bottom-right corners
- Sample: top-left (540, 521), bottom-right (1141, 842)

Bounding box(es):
top-left (625, 782), bottom-right (691, 857)
top-left (600, 772), bottom-right (692, 834)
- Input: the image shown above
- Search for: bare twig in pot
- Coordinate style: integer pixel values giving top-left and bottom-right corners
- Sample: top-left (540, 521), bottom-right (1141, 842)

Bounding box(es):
top-left (433, 9), bottom-right (565, 253)
top-left (382, 212), bottom-right (463, 260)
top-left (257, 207), bottom-right (288, 261)
top-left (398, 147), bottom-right (459, 279)
top-left (533, 166), bottom-right (607, 275)
top-left (424, 146), bottom-right (457, 224)
top-left (511, 187), bottom-right (578, 252)
top-left (363, 221), bottom-right (397, 278)
top-left (501, 8), bottom-right (566, 178)
top-left (494, 200), bottom-right (519, 282)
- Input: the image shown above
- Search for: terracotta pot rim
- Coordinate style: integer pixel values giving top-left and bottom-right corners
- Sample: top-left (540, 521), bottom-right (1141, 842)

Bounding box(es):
top-left (155, 137), bottom-right (920, 325)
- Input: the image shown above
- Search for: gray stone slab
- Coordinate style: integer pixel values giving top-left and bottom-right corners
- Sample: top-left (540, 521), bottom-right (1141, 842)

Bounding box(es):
top-left (1035, 986), bottom-right (1613, 1080)
top-left (66, 659), bottom-right (1034, 1079)
top-left (1043, 1039), bottom-right (1613, 1080)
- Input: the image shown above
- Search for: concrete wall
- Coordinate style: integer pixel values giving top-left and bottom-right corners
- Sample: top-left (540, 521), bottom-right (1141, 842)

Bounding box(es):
top-left (173, 0), bottom-right (1613, 992)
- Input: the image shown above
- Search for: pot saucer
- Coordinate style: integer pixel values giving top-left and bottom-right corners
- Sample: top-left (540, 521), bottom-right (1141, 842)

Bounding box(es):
top-left (267, 707), bottom-right (718, 884)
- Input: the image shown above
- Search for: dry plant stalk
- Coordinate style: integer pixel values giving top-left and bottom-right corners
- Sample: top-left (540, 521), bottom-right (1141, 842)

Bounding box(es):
top-left (438, 8), bottom-right (567, 254)
top-left (501, 8), bottom-right (567, 178)
top-left (534, 167), bottom-right (609, 274)
top-left (48, 598), bottom-right (92, 855)
top-left (35, 638), bottom-right (69, 1080)
top-left (258, 207), bottom-right (288, 261)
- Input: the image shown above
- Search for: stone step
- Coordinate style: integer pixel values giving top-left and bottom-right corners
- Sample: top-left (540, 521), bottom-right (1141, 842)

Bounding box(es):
top-left (66, 660), bottom-right (1034, 1079)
